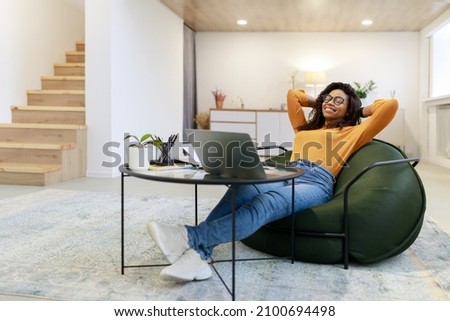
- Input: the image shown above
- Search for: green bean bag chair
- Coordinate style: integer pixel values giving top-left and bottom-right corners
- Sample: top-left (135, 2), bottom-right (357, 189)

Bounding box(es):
top-left (242, 139), bottom-right (426, 266)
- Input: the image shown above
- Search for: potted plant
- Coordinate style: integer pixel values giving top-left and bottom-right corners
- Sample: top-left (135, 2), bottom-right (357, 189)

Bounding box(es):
top-left (124, 133), bottom-right (178, 170)
top-left (353, 80), bottom-right (376, 99)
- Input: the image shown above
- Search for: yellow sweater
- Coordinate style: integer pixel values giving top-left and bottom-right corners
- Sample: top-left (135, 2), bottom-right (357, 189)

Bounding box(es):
top-left (287, 90), bottom-right (398, 177)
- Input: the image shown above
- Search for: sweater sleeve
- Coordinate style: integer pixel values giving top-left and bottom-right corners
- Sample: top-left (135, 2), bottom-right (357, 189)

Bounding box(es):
top-left (287, 89), bottom-right (308, 133)
top-left (356, 98), bottom-right (399, 144)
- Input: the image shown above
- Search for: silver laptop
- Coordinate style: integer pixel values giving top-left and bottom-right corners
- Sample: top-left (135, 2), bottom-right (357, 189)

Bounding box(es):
top-left (185, 129), bottom-right (267, 179)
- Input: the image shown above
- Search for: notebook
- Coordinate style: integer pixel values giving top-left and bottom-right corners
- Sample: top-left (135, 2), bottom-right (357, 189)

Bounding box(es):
top-left (185, 129), bottom-right (267, 179)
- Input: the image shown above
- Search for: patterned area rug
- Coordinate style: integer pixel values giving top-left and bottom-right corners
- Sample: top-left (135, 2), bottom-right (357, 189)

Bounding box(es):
top-left (0, 189), bottom-right (448, 301)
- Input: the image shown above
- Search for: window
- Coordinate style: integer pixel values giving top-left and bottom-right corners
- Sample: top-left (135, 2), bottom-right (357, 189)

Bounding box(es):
top-left (431, 21), bottom-right (450, 97)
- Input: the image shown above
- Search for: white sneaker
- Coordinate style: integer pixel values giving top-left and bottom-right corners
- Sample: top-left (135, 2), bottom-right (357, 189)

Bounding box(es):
top-left (147, 221), bottom-right (189, 264)
top-left (160, 249), bottom-right (212, 282)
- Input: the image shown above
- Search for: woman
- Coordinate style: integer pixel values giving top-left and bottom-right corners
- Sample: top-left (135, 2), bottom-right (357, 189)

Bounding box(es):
top-left (147, 82), bottom-right (398, 281)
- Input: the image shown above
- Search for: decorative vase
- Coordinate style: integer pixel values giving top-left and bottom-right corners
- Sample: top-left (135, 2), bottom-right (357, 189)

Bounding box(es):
top-left (151, 142), bottom-right (175, 166)
top-left (128, 146), bottom-right (149, 170)
top-left (215, 99), bottom-right (224, 109)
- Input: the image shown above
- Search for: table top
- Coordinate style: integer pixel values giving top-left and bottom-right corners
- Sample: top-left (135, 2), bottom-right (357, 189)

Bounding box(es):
top-left (119, 164), bottom-right (303, 185)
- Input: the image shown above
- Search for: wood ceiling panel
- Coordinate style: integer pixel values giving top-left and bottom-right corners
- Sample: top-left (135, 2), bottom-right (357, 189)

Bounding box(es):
top-left (161, 0), bottom-right (450, 32)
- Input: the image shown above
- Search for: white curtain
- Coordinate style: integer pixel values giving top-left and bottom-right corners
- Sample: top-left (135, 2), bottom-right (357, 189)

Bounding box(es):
top-left (183, 25), bottom-right (197, 141)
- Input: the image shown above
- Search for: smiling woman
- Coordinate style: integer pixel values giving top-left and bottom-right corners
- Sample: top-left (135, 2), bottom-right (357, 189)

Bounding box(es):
top-left (145, 83), bottom-right (399, 284)
top-left (287, 82), bottom-right (398, 176)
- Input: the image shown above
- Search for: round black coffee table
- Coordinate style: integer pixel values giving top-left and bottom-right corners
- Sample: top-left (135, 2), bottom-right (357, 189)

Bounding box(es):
top-left (119, 164), bottom-right (303, 300)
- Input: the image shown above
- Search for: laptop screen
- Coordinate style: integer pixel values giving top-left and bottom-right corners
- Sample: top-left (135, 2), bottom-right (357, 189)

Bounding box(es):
top-left (185, 129), bottom-right (266, 179)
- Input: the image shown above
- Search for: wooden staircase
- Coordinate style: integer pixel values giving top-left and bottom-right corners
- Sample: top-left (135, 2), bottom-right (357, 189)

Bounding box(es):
top-left (0, 41), bottom-right (86, 186)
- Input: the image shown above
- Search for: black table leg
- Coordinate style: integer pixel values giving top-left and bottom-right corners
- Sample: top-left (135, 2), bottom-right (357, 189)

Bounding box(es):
top-left (121, 172), bottom-right (125, 275)
top-left (291, 177), bottom-right (295, 264)
top-left (231, 184), bottom-right (236, 301)
top-left (195, 184), bottom-right (198, 226)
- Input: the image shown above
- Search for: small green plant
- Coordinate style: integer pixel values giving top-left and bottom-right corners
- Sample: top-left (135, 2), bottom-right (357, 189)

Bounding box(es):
top-left (353, 80), bottom-right (376, 99)
top-left (124, 133), bottom-right (178, 166)
top-left (124, 133), bottom-right (162, 148)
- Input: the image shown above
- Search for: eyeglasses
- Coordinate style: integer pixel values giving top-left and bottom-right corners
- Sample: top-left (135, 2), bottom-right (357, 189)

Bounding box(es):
top-left (322, 94), bottom-right (346, 106)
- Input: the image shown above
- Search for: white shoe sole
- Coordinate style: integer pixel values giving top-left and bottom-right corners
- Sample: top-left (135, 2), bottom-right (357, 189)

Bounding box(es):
top-left (160, 264), bottom-right (212, 282)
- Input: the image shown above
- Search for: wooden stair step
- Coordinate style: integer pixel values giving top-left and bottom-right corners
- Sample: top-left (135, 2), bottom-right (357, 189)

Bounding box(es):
top-left (0, 142), bottom-right (75, 150)
top-left (0, 123), bottom-right (86, 130)
top-left (0, 142), bottom-right (77, 166)
top-left (11, 105), bottom-right (85, 125)
top-left (27, 89), bottom-right (85, 107)
top-left (27, 89), bottom-right (85, 93)
top-left (0, 162), bottom-right (61, 174)
top-left (54, 63), bottom-right (85, 76)
top-left (41, 75), bottom-right (85, 81)
top-left (0, 123), bottom-right (87, 145)
top-left (11, 105), bottom-right (85, 112)
top-left (66, 51), bottom-right (85, 63)
top-left (41, 75), bottom-right (85, 90)
top-left (0, 162), bottom-right (62, 186)
top-left (76, 41), bottom-right (85, 52)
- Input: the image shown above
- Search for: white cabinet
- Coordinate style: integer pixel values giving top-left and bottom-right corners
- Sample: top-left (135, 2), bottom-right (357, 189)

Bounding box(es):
top-left (256, 111), bottom-right (293, 150)
top-left (210, 109), bottom-right (257, 140)
top-left (209, 109), bottom-right (294, 152)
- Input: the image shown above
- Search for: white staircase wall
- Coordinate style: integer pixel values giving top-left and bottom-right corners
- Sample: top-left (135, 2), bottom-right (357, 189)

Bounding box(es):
top-left (0, 0), bottom-right (85, 123)
top-left (85, 0), bottom-right (184, 177)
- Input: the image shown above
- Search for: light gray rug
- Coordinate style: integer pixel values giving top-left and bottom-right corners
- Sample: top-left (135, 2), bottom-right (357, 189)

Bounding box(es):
top-left (0, 189), bottom-right (448, 301)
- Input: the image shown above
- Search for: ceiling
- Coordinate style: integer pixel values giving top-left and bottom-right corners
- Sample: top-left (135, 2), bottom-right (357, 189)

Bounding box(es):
top-left (161, 0), bottom-right (450, 32)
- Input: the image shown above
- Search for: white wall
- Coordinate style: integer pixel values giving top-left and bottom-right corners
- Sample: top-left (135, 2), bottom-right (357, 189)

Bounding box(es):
top-left (196, 32), bottom-right (420, 155)
top-left (85, 0), bottom-right (112, 177)
top-left (0, 0), bottom-right (85, 123)
top-left (86, 0), bottom-right (184, 177)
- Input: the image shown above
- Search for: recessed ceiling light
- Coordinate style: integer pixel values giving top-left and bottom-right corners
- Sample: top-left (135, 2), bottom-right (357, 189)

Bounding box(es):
top-left (362, 19), bottom-right (373, 26)
top-left (237, 19), bottom-right (248, 26)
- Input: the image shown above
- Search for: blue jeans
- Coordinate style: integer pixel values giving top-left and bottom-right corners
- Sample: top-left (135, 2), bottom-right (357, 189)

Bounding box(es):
top-left (186, 160), bottom-right (335, 260)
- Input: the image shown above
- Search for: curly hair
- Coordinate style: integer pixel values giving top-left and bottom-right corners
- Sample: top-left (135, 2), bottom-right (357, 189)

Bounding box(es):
top-left (301, 82), bottom-right (362, 130)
